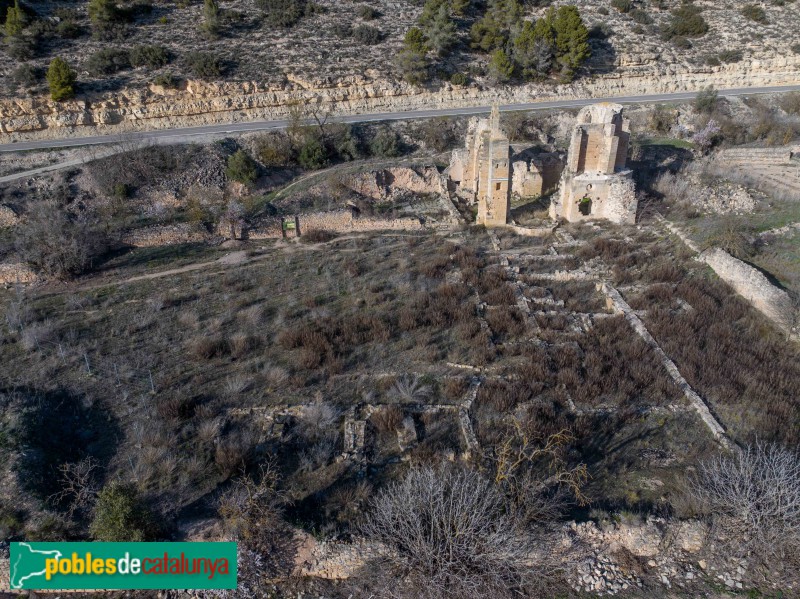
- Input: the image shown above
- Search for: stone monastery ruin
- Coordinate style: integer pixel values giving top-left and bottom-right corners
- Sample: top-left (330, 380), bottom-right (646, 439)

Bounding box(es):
top-left (448, 102), bottom-right (638, 227)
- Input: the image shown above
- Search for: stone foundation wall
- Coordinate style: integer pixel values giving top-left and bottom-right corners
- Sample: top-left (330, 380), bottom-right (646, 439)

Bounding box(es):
top-left (0, 205), bottom-right (18, 228)
top-left (0, 262), bottom-right (37, 285)
top-left (700, 248), bottom-right (797, 336)
top-left (120, 223), bottom-right (212, 247)
top-left (249, 211), bottom-right (425, 239)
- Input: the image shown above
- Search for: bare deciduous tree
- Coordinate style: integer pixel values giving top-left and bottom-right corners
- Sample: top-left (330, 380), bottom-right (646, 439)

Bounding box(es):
top-left (50, 457), bottom-right (100, 520)
top-left (361, 465), bottom-right (561, 599)
top-left (687, 442), bottom-right (800, 571)
top-left (218, 463), bottom-right (297, 581)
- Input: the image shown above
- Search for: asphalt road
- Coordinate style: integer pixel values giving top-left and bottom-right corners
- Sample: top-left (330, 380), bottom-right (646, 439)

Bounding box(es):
top-left (1, 84), bottom-right (799, 154)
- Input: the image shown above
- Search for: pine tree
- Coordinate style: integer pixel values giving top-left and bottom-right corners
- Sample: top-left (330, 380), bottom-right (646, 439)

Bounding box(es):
top-left (202, 0), bottom-right (220, 36)
top-left (470, 0), bottom-right (523, 52)
top-left (513, 17), bottom-right (555, 80)
top-left (551, 5), bottom-right (590, 79)
top-left (4, 0), bottom-right (25, 37)
top-left (404, 27), bottom-right (428, 54)
top-left (46, 57), bottom-right (77, 102)
top-left (423, 4), bottom-right (457, 56)
top-left (488, 48), bottom-right (514, 83)
top-left (88, 0), bottom-right (121, 37)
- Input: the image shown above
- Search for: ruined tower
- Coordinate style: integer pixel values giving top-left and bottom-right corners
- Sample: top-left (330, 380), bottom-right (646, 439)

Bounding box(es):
top-left (449, 105), bottom-right (512, 227)
top-left (550, 103), bottom-right (637, 225)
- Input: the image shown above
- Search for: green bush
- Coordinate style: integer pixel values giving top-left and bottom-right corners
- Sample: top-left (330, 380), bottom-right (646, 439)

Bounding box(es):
top-left (358, 5), bottom-right (378, 20)
top-left (257, 0), bottom-right (306, 27)
top-left (741, 4), bottom-right (767, 23)
top-left (663, 4), bottom-right (708, 38)
top-left (11, 63), bottom-right (40, 87)
top-left (488, 48), bottom-right (514, 83)
top-left (256, 132), bottom-right (296, 166)
top-left (46, 57), bottom-right (76, 101)
top-left (332, 23), bottom-right (352, 38)
top-left (86, 48), bottom-right (130, 75)
top-left (56, 19), bottom-right (82, 38)
top-left (129, 44), bottom-right (169, 68)
top-left (226, 150), bottom-right (259, 184)
top-left (629, 8), bottom-right (652, 24)
top-left (298, 137), bottom-right (330, 170)
top-left (610, 0), bottom-right (632, 13)
top-left (87, 0), bottom-right (127, 38)
top-left (450, 72), bottom-right (467, 86)
top-left (4, 0), bottom-right (25, 37)
top-left (694, 86), bottom-right (718, 114)
top-left (369, 127), bottom-right (401, 158)
top-left (90, 483), bottom-right (157, 542)
top-left (152, 72), bottom-right (178, 88)
top-left (185, 51), bottom-right (222, 78)
top-left (718, 49), bottom-right (743, 63)
top-left (353, 24), bottom-right (382, 44)
top-left (792, 43), bottom-right (800, 55)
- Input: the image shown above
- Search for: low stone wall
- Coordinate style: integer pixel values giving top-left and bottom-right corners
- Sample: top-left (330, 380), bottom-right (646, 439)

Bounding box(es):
top-left (0, 205), bottom-right (18, 228)
top-left (700, 248), bottom-right (797, 336)
top-left (249, 211), bottom-right (425, 239)
top-left (120, 223), bottom-right (212, 247)
top-left (0, 262), bottom-right (37, 285)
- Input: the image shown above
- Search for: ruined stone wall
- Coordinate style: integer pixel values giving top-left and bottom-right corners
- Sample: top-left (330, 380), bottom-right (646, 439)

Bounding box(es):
top-left (0, 262), bottom-right (38, 285)
top-left (700, 248), bottom-right (797, 336)
top-left (249, 211), bottom-right (425, 239)
top-left (0, 205), bottom-right (18, 228)
top-left (347, 166), bottom-right (444, 200)
top-left (120, 223), bottom-right (213, 247)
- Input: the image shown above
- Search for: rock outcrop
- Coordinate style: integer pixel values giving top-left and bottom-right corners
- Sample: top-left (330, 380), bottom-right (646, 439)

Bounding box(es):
top-left (2, 57), bottom-right (799, 141)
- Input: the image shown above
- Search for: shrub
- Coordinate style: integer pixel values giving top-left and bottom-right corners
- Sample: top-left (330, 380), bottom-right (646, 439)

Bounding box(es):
top-left (610, 0), bottom-right (632, 13)
top-left (86, 48), bottom-right (130, 75)
top-left (257, 0), bottom-right (306, 27)
top-left (152, 72), bottom-right (178, 88)
top-left (663, 4), bottom-right (708, 38)
top-left (450, 72), bottom-right (467, 86)
top-left (368, 127), bottom-right (401, 158)
top-left (396, 47), bottom-right (429, 85)
top-left (362, 465), bottom-right (549, 598)
top-left (129, 44), bottom-right (169, 68)
top-left (15, 200), bottom-right (109, 278)
top-left (56, 19), bottom-right (82, 38)
top-left (46, 57), bottom-right (76, 101)
top-left (353, 24), bottom-right (382, 45)
top-left (694, 86), bottom-right (718, 114)
top-left (358, 5), bottom-right (378, 20)
top-left (332, 23), bottom-right (352, 38)
top-left (301, 229), bottom-right (336, 243)
top-left (88, 0), bottom-right (126, 38)
top-left (185, 51), bottom-right (222, 78)
top-left (11, 63), bottom-right (40, 87)
top-left (718, 49), bottom-right (743, 63)
top-left (629, 8), bottom-right (652, 24)
top-left (256, 132), bottom-right (296, 166)
top-left (225, 150), bottom-right (259, 184)
top-left (488, 48), bottom-right (514, 83)
top-left (297, 137), bottom-right (329, 169)
top-left (741, 4), bottom-right (767, 23)
top-left (90, 483), bottom-right (157, 541)
top-left (4, 0), bottom-right (25, 37)
top-left (687, 443), bottom-right (800, 569)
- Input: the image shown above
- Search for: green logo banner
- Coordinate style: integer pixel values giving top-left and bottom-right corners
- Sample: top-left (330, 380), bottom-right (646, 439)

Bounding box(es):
top-left (9, 542), bottom-right (237, 590)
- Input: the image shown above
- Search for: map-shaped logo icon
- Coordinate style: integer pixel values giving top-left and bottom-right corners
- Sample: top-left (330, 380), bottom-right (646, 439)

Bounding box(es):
top-left (10, 543), bottom-right (63, 589)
